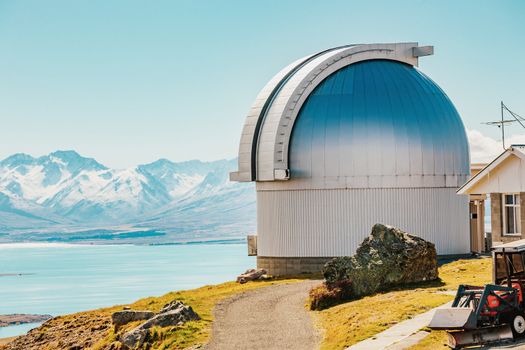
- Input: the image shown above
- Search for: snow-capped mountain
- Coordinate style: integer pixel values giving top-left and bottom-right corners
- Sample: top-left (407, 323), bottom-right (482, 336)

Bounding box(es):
top-left (0, 151), bottom-right (255, 242)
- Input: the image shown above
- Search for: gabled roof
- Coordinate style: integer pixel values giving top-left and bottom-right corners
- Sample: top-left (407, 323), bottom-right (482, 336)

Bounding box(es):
top-left (457, 145), bottom-right (525, 194)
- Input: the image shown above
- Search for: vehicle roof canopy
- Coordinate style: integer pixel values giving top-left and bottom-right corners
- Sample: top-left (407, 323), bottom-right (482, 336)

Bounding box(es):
top-left (493, 239), bottom-right (525, 253)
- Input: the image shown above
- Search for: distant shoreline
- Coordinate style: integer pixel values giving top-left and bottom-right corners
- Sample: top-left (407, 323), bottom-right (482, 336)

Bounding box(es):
top-left (0, 314), bottom-right (52, 327)
top-left (148, 238), bottom-right (246, 246)
top-left (0, 239), bottom-right (247, 278)
top-left (0, 237), bottom-right (246, 248)
top-left (0, 273), bottom-right (34, 277)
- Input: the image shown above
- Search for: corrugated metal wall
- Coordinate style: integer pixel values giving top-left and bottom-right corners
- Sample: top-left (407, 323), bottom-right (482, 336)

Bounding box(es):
top-left (257, 188), bottom-right (469, 256)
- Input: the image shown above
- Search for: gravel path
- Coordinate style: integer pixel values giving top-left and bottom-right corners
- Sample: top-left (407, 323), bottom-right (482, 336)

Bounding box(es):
top-left (205, 280), bottom-right (321, 350)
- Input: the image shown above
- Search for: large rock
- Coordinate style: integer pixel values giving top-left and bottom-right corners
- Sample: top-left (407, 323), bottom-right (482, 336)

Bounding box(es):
top-left (119, 300), bottom-right (199, 349)
top-left (111, 310), bottom-right (155, 331)
top-left (323, 224), bottom-right (438, 297)
top-left (141, 301), bottom-right (200, 328)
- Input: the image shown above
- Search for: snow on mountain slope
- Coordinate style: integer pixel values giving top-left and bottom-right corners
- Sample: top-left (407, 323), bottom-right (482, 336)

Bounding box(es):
top-left (0, 151), bottom-right (255, 238)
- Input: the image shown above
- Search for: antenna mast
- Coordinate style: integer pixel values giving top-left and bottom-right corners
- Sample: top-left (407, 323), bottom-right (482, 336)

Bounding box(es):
top-left (483, 101), bottom-right (525, 150)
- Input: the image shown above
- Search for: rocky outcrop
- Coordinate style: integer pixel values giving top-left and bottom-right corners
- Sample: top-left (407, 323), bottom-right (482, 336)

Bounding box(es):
top-left (119, 301), bottom-right (200, 349)
top-left (236, 269), bottom-right (268, 284)
top-left (111, 310), bottom-right (154, 331)
top-left (323, 223), bottom-right (438, 297)
top-left (142, 301), bottom-right (199, 328)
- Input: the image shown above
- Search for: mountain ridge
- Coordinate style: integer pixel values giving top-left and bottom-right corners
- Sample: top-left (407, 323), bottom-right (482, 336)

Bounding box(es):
top-left (0, 151), bottom-right (255, 243)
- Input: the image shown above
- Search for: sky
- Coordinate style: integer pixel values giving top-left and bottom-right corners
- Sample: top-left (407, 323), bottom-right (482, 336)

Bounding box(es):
top-left (0, 0), bottom-right (524, 168)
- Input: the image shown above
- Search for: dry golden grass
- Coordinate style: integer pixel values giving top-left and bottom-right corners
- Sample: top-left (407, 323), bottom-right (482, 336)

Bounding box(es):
top-left (314, 257), bottom-right (492, 350)
top-left (103, 278), bottom-right (306, 349)
top-left (2, 278), bottom-right (308, 350)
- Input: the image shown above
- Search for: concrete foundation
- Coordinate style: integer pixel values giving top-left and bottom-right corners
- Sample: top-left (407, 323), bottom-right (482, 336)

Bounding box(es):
top-left (257, 256), bottom-right (333, 276)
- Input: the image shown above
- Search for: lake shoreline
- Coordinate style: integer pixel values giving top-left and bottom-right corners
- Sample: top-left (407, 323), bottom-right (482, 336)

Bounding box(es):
top-left (0, 237), bottom-right (246, 247)
top-left (0, 241), bottom-right (254, 338)
top-left (0, 314), bottom-right (52, 327)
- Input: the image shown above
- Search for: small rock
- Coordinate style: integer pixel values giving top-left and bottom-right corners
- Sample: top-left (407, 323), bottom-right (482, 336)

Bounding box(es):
top-left (236, 268), bottom-right (267, 283)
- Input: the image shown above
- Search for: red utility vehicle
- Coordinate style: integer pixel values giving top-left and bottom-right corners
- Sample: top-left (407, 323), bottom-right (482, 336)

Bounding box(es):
top-left (429, 240), bottom-right (525, 349)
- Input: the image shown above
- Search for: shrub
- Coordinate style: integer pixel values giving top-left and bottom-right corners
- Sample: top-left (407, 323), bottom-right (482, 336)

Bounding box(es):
top-left (309, 279), bottom-right (353, 311)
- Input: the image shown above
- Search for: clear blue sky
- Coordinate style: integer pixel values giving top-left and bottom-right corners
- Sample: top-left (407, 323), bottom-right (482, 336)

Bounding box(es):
top-left (1, 0), bottom-right (524, 168)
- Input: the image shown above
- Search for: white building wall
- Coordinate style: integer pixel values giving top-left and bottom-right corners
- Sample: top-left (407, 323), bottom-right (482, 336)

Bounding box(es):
top-left (256, 187), bottom-right (470, 257)
top-left (468, 154), bottom-right (525, 194)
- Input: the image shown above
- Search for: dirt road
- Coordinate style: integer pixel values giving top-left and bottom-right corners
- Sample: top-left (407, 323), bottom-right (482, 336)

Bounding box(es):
top-left (205, 280), bottom-right (321, 350)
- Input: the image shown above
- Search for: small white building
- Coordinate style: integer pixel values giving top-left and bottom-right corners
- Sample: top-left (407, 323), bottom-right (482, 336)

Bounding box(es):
top-left (459, 145), bottom-right (525, 247)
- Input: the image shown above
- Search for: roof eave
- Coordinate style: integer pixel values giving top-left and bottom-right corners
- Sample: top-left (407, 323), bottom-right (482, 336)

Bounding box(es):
top-left (457, 149), bottom-right (513, 195)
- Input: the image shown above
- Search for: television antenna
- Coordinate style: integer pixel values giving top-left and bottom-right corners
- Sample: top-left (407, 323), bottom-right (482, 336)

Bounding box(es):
top-left (483, 101), bottom-right (525, 150)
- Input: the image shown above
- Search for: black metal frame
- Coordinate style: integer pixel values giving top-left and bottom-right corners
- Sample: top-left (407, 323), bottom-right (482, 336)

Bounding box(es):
top-left (493, 250), bottom-right (525, 287)
top-left (453, 284), bottom-right (519, 326)
top-left (449, 249), bottom-right (525, 330)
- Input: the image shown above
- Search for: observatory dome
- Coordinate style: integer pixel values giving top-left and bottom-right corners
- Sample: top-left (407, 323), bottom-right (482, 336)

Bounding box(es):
top-left (289, 59), bottom-right (469, 188)
top-left (231, 43), bottom-right (471, 275)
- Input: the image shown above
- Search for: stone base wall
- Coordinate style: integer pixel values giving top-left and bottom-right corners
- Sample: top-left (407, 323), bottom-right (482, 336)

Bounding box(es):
top-left (257, 255), bottom-right (472, 276)
top-left (257, 256), bottom-right (333, 276)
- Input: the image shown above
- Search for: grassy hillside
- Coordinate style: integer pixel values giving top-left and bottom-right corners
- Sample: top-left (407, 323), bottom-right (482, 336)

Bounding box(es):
top-left (313, 257), bottom-right (492, 350)
top-left (1, 258), bottom-right (492, 350)
top-left (0, 278), bottom-right (307, 350)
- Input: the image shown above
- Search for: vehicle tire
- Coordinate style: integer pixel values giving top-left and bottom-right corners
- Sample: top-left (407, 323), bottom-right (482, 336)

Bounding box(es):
top-left (511, 313), bottom-right (525, 338)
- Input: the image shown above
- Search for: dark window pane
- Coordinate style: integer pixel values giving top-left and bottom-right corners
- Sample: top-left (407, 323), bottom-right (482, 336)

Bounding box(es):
top-left (506, 194), bottom-right (514, 205)
top-left (507, 207), bottom-right (516, 234)
top-left (518, 208), bottom-right (522, 234)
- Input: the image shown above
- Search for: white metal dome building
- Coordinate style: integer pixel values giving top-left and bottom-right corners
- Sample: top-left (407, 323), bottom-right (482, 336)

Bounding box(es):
top-left (230, 43), bottom-right (470, 275)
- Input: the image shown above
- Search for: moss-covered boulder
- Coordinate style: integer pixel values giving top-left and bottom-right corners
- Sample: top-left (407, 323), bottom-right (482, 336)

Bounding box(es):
top-left (324, 223), bottom-right (438, 297)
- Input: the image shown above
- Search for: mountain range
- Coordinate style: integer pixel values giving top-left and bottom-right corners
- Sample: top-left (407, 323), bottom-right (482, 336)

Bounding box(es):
top-left (0, 151), bottom-right (255, 243)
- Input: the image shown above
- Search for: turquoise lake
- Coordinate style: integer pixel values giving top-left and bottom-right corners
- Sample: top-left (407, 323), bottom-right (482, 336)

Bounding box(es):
top-left (0, 241), bottom-right (255, 337)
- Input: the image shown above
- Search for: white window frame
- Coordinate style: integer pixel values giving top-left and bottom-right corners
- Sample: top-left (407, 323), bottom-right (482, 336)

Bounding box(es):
top-left (502, 193), bottom-right (521, 236)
